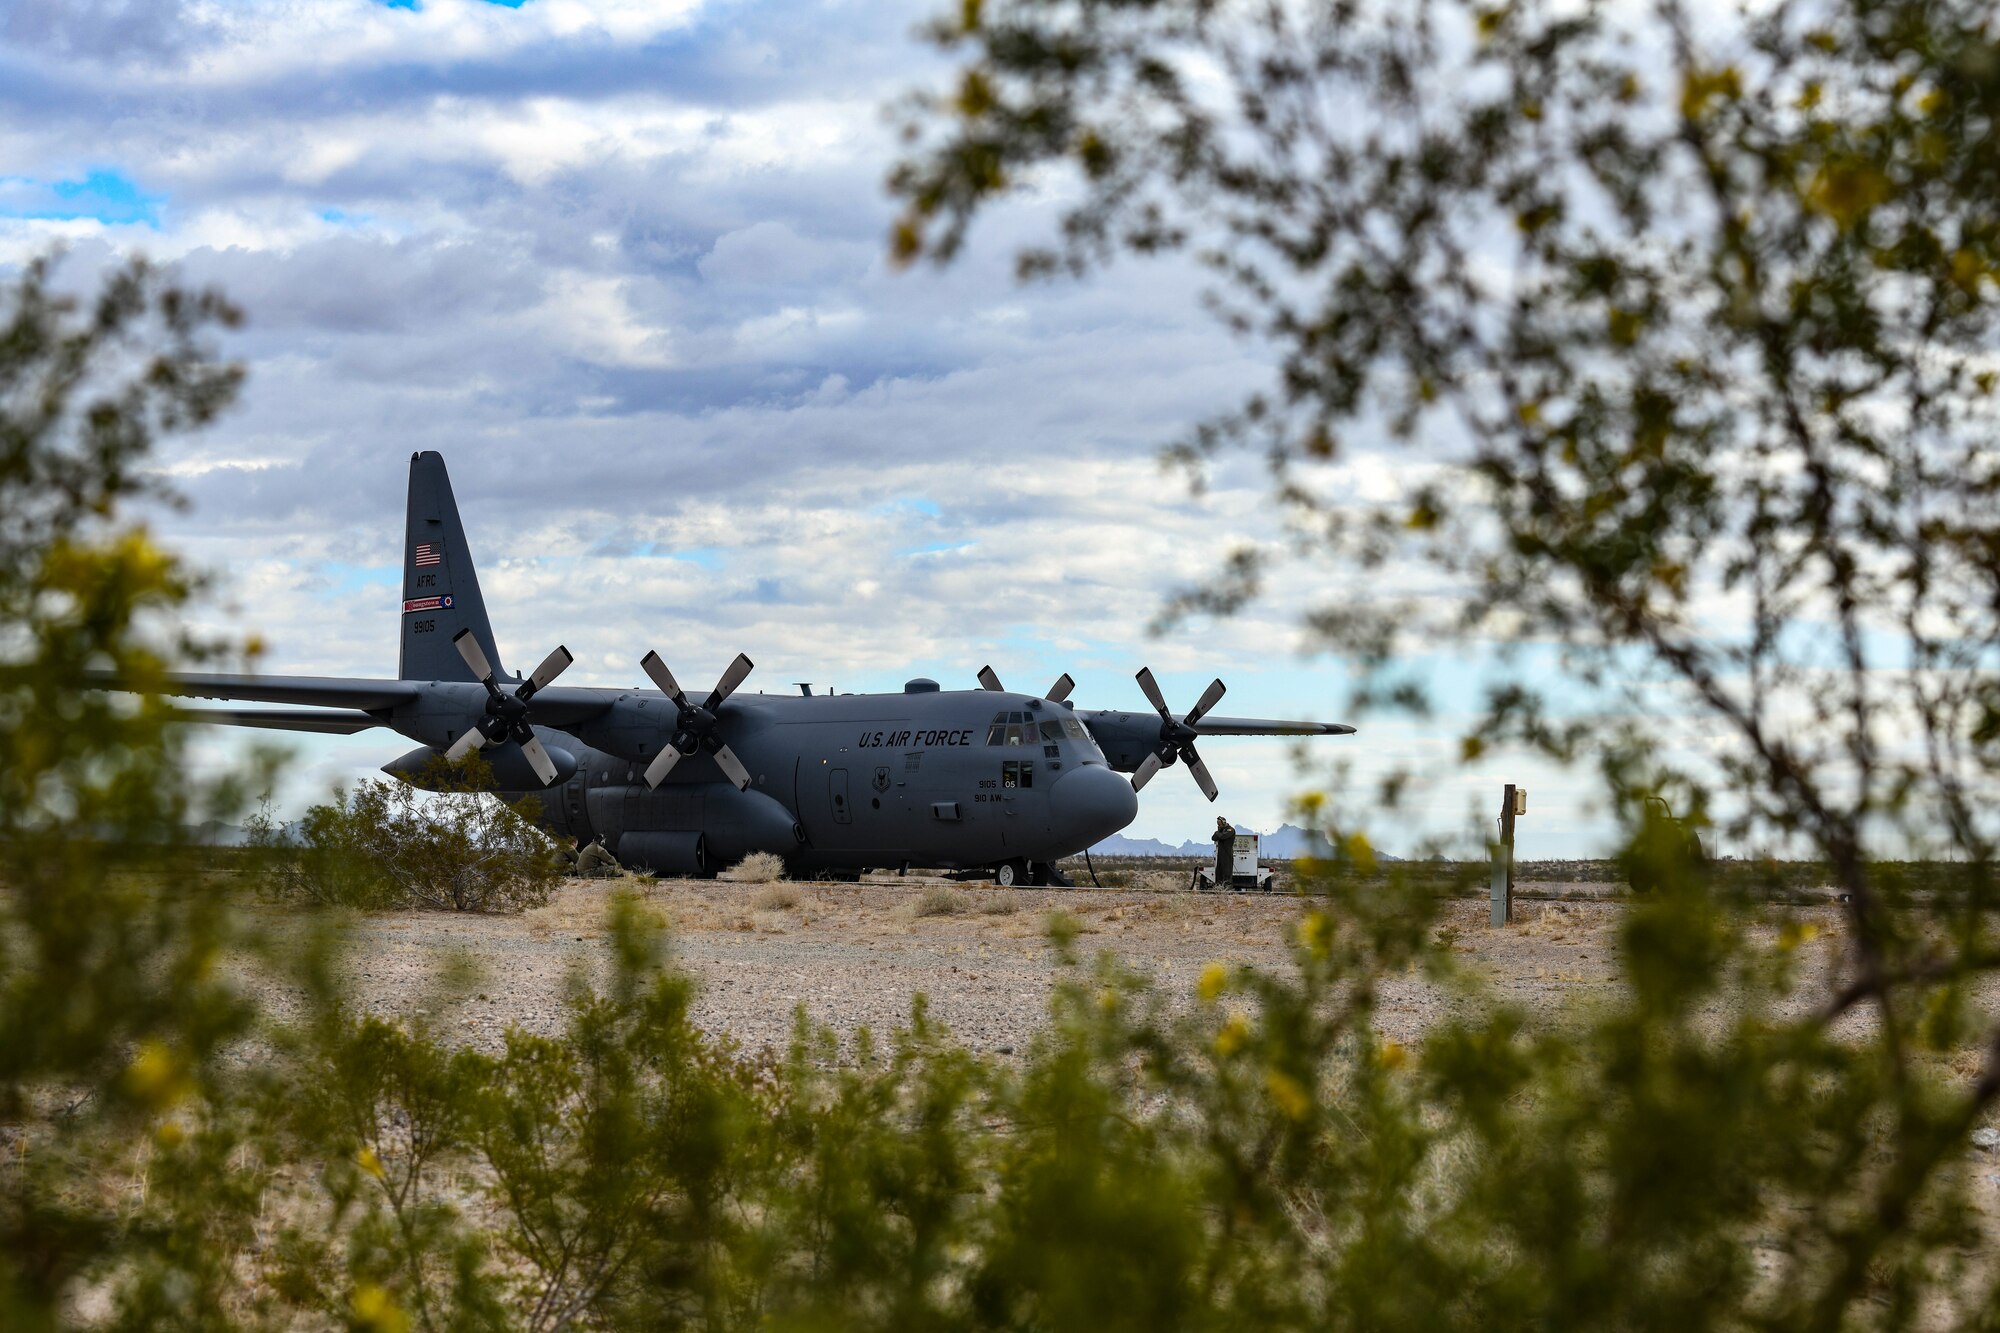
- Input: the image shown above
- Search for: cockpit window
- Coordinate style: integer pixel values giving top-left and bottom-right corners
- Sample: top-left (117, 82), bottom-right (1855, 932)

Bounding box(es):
top-left (986, 709), bottom-right (1103, 758)
top-left (987, 710), bottom-right (1036, 745)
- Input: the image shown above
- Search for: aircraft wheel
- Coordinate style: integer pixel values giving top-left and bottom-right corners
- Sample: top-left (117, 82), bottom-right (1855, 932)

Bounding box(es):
top-left (994, 859), bottom-right (1024, 888)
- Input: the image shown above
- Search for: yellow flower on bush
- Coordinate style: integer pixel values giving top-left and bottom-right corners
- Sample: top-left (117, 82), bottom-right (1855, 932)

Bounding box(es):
top-left (1378, 1039), bottom-right (1410, 1070)
top-left (1299, 911), bottom-right (1333, 957)
top-left (1215, 1013), bottom-right (1250, 1058)
top-left (356, 1146), bottom-right (387, 1181)
top-left (350, 1283), bottom-right (410, 1333)
top-left (1265, 1069), bottom-right (1312, 1121)
top-left (124, 1040), bottom-right (192, 1109)
top-left (1198, 962), bottom-right (1228, 1003)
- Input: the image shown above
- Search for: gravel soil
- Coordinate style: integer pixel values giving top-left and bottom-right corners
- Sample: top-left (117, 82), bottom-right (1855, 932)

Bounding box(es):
top-left (242, 874), bottom-right (1862, 1060)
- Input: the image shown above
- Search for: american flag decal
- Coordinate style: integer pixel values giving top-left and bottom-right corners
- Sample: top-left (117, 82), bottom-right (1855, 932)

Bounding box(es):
top-left (414, 543), bottom-right (442, 567)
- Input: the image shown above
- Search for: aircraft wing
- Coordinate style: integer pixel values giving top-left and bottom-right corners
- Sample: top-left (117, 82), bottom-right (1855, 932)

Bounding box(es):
top-left (85, 670), bottom-right (420, 711)
top-left (494, 684), bottom-right (614, 727)
top-left (168, 706), bottom-right (387, 735)
top-left (1188, 716), bottom-right (1356, 736)
top-left (86, 670), bottom-right (613, 727)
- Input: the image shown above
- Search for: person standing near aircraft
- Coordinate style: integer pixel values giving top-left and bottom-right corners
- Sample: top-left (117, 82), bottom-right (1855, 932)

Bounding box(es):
top-left (1212, 817), bottom-right (1236, 893)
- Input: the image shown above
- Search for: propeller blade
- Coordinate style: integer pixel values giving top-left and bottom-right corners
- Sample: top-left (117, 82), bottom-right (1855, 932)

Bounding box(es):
top-left (1184, 746), bottom-right (1220, 802)
top-left (977, 665), bottom-right (1004, 692)
top-left (453, 628), bottom-right (496, 685)
top-left (1131, 751), bottom-right (1164, 792)
top-left (518, 734), bottom-right (559, 787)
top-left (1044, 673), bottom-right (1075, 705)
top-left (703, 653), bottom-right (755, 712)
top-left (643, 746), bottom-right (683, 789)
top-left (640, 650), bottom-right (687, 706)
top-left (1184, 678), bottom-right (1227, 727)
top-left (444, 725), bottom-right (487, 763)
top-left (712, 744), bottom-right (753, 792)
top-left (522, 644), bottom-right (574, 697)
top-left (1135, 666), bottom-right (1172, 721)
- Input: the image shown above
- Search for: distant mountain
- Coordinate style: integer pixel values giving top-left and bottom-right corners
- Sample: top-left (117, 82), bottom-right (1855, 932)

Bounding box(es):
top-left (191, 820), bottom-right (252, 847)
top-left (1259, 823), bottom-right (1337, 859)
top-left (1089, 822), bottom-right (1380, 861)
top-left (1086, 833), bottom-right (1195, 858)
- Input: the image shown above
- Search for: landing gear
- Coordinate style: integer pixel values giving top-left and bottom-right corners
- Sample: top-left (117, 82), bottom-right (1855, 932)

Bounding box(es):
top-left (994, 859), bottom-right (1026, 888)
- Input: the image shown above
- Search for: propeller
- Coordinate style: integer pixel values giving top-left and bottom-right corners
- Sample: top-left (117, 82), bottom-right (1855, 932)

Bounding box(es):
top-left (1129, 667), bottom-right (1226, 802)
top-left (976, 665), bottom-right (1075, 704)
top-left (639, 650), bottom-right (756, 791)
top-left (443, 630), bottom-right (573, 786)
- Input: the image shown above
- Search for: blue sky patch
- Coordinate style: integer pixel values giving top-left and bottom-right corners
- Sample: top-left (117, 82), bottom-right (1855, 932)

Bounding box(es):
top-left (640, 545), bottom-right (726, 569)
top-left (0, 169), bottom-right (163, 227)
top-left (871, 496), bottom-right (943, 519)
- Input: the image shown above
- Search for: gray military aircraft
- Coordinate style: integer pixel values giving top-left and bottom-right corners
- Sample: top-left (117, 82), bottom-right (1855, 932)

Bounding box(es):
top-left (105, 453), bottom-right (1354, 886)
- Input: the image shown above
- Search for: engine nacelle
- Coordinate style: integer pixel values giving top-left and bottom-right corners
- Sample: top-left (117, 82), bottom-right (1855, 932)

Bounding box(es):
top-left (619, 831), bottom-right (706, 875)
top-left (382, 742), bottom-right (577, 793)
top-left (586, 779), bottom-right (801, 871)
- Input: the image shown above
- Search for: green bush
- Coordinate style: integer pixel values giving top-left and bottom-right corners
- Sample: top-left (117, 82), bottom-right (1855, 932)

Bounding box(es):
top-left (251, 758), bottom-right (562, 913)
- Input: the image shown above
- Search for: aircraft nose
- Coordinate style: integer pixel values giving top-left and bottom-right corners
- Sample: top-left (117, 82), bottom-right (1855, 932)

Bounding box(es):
top-left (1049, 762), bottom-right (1139, 852)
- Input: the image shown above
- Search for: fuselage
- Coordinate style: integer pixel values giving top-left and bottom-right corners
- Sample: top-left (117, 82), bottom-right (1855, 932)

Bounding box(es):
top-left (389, 681), bottom-right (1139, 876)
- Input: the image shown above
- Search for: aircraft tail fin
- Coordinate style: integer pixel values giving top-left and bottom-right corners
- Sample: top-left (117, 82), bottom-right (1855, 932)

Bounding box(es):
top-left (399, 451), bottom-right (506, 683)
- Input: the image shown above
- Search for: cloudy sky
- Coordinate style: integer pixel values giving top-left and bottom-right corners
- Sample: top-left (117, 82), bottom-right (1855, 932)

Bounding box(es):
top-left (3, 0), bottom-right (1628, 855)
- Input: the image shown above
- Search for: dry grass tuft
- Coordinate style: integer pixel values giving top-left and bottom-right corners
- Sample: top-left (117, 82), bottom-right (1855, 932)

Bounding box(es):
top-left (977, 891), bottom-right (1019, 915)
top-left (914, 887), bottom-right (968, 917)
top-left (751, 883), bottom-right (801, 912)
top-left (1525, 902), bottom-right (1588, 939)
top-left (722, 851), bottom-right (787, 883)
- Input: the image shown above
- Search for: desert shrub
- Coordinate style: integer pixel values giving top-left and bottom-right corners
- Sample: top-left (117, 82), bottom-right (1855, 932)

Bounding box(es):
top-left (722, 851), bottom-right (787, 883)
top-left (752, 883), bottom-right (801, 912)
top-left (978, 891), bottom-right (1019, 915)
top-left (245, 797), bottom-right (398, 910)
top-left (912, 886), bottom-right (967, 917)
top-left (0, 256), bottom-right (275, 1327)
top-left (256, 759), bottom-right (561, 912)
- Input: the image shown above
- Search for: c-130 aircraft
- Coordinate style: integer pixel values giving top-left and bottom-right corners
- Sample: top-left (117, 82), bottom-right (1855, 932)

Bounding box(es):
top-left (118, 453), bottom-right (1354, 887)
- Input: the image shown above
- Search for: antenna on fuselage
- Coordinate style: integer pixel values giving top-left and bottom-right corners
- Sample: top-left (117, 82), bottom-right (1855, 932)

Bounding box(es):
top-left (796, 683), bottom-right (813, 696)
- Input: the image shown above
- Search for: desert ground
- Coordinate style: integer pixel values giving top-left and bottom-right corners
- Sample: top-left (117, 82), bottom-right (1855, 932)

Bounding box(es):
top-left (250, 871), bottom-right (1864, 1061)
